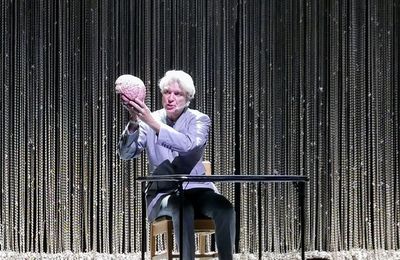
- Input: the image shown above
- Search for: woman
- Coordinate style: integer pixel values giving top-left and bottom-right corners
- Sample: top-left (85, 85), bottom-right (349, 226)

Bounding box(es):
top-left (117, 70), bottom-right (235, 260)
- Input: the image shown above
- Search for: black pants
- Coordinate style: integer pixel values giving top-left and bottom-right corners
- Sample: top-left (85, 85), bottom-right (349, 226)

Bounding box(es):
top-left (154, 188), bottom-right (236, 260)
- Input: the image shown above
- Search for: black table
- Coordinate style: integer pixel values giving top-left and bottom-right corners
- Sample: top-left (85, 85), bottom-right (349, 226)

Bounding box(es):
top-left (136, 174), bottom-right (309, 260)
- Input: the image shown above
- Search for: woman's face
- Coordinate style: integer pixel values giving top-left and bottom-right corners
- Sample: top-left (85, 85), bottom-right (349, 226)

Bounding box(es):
top-left (162, 81), bottom-right (188, 121)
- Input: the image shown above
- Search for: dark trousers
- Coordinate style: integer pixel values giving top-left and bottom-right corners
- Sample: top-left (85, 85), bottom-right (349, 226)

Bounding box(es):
top-left (154, 188), bottom-right (236, 260)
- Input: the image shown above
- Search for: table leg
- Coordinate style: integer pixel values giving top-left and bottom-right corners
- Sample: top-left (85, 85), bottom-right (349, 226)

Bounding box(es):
top-left (178, 183), bottom-right (183, 260)
top-left (299, 182), bottom-right (306, 260)
top-left (257, 182), bottom-right (262, 260)
top-left (141, 182), bottom-right (146, 260)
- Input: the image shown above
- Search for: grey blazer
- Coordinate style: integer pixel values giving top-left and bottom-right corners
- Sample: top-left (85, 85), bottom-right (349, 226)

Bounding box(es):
top-left (118, 108), bottom-right (217, 217)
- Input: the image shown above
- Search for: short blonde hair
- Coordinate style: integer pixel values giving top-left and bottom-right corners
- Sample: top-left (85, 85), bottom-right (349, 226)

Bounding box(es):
top-left (158, 70), bottom-right (195, 100)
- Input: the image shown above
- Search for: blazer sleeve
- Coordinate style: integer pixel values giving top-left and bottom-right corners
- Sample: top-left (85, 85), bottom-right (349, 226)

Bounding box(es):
top-left (156, 113), bottom-right (210, 153)
top-left (117, 122), bottom-right (147, 160)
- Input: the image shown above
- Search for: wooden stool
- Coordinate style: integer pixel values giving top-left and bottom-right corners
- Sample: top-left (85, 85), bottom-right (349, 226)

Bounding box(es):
top-left (150, 216), bottom-right (217, 259)
top-left (149, 161), bottom-right (218, 259)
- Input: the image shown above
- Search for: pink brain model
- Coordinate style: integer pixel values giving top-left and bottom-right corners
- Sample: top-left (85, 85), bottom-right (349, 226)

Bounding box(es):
top-left (115, 74), bottom-right (146, 101)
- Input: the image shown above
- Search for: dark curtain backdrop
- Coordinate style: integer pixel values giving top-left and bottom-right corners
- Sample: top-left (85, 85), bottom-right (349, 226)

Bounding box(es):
top-left (1, 0), bottom-right (399, 255)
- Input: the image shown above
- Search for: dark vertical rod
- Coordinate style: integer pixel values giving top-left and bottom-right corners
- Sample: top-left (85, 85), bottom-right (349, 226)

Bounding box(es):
top-left (179, 182), bottom-right (183, 260)
top-left (141, 182), bottom-right (146, 260)
top-left (299, 182), bottom-right (306, 260)
top-left (257, 182), bottom-right (262, 260)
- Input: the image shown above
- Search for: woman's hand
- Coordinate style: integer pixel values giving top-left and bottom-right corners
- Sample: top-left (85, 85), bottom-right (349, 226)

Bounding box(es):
top-left (120, 94), bottom-right (160, 133)
top-left (120, 94), bottom-right (139, 120)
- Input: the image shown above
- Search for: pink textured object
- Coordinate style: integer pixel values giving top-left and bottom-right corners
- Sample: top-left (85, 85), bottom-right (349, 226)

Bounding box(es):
top-left (115, 74), bottom-right (146, 101)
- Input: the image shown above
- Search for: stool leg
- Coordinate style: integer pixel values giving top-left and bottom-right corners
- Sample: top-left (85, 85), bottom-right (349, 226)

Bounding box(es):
top-left (199, 234), bottom-right (206, 254)
top-left (150, 224), bottom-right (156, 258)
top-left (167, 220), bottom-right (173, 260)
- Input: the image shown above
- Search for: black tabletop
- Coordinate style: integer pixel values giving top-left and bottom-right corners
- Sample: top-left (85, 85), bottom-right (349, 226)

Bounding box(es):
top-left (136, 174), bottom-right (309, 183)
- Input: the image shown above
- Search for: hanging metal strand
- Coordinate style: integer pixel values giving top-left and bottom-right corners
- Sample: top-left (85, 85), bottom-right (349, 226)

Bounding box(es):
top-left (0, 0), bottom-right (399, 256)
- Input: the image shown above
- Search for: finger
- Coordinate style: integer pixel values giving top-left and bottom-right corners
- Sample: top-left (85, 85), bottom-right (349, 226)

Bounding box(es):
top-left (120, 94), bottom-right (129, 101)
top-left (121, 99), bottom-right (134, 110)
top-left (134, 98), bottom-right (146, 108)
top-left (130, 101), bottom-right (143, 114)
top-left (120, 96), bottom-right (132, 108)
